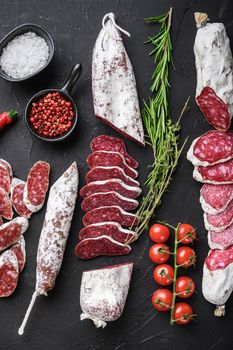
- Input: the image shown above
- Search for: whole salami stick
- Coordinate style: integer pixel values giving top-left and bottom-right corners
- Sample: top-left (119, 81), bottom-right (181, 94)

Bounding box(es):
top-left (18, 162), bottom-right (79, 335)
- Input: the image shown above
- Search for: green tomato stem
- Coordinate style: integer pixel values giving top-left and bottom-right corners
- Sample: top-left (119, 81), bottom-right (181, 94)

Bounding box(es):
top-left (170, 223), bottom-right (180, 326)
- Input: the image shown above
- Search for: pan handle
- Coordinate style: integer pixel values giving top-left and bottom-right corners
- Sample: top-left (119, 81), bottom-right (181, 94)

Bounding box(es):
top-left (61, 63), bottom-right (82, 95)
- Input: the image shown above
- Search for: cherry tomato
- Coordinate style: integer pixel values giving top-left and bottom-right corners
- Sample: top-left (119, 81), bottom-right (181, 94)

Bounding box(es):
top-left (176, 247), bottom-right (196, 268)
top-left (175, 276), bottom-right (195, 298)
top-left (152, 289), bottom-right (173, 311)
top-left (177, 224), bottom-right (196, 244)
top-left (153, 264), bottom-right (174, 286)
top-left (149, 243), bottom-right (170, 264)
top-left (173, 302), bottom-right (194, 325)
top-left (149, 224), bottom-right (170, 243)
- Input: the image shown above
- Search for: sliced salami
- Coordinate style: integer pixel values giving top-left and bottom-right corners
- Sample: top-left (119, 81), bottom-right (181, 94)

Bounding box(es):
top-left (187, 130), bottom-right (233, 167)
top-left (0, 159), bottom-right (13, 180)
top-left (87, 151), bottom-right (138, 179)
top-left (0, 187), bottom-right (13, 220)
top-left (204, 200), bottom-right (233, 232)
top-left (86, 166), bottom-right (139, 187)
top-left (82, 206), bottom-right (139, 227)
top-left (0, 164), bottom-right (11, 193)
top-left (205, 246), bottom-right (233, 271)
top-left (0, 250), bottom-right (19, 297)
top-left (90, 135), bottom-right (138, 169)
top-left (0, 217), bottom-right (3, 226)
top-left (81, 191), bottom-right (138, 213)
top-left (193, 159), bottom-right (233, 184)
top-left (208, 223), bottom-right (233, 250)
top-left (0, 217), bottom-right (28, 252)
top-left (11, 178), bottom-right (32, 219)
top-left (23, 161), bottom-right (50, 213)
top-left (75, 235), bottom-right (131, 259)
top-left (200, 184), bottom-right (233, 215)
top-left (11, 236), bottom-right (26, 273)
top-left (80, 179), bottom-right (141, 199)
top-left (79, 222), bottom-right (136, 243)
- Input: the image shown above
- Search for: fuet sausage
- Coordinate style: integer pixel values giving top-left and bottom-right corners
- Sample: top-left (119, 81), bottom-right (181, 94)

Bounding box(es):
top-left (18, 162), bottom-right (79, 335)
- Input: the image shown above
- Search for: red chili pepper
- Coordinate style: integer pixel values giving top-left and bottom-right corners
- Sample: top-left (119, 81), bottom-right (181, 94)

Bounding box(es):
top-left (0, 110), bottom-right (17, 130)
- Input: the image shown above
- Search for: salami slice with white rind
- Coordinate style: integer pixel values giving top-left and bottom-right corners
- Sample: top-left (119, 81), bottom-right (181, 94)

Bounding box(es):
top-left (0, 187), bottom-right (13, 220)
top-left (75, 235), bottom-right (131, 259)
top-left (0, 159), bottom-right (13, 180)
top-left (200, 184), bottom-right (233, 215)
top-left (23, 161), bottom-right (50, 213)
top-left (11, 178), bottom-right (32, 219)
top-left (87, 151), bottom-right (138, 179)
top-left (204, 200), bottom-right (233, 232)
top-left (11, 236), bottom-right (26, 273)
top-left (0, 217), bottom-right (28, 253)
top-left (80, 262), bottom-right (133, 328)
top-left (0, 250), bottom-right (19, 297)
top-left (0, 164), bottom-right (11, 193)
top-left (90, 135), bottom-right (138, 169)
top-left (208, 223), bottom-right (233, 250)
top-left (187, 130), bottom-right (233, 167)
top-left (86, 166), bottom-right (139, 187)
top-left (193, 159), bottom-right (233, 184)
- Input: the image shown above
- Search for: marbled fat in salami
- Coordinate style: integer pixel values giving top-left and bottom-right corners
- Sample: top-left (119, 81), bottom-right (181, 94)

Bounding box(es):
top-left (200, 184), bottom-right (233, 214)
top-left (11, 236), bottom-right (26, 273)
top-left (208, 223), bottom-right (233, 250)
top-left (0, 164), bottom-right (11, 193)
top-left (193, 159), bottom-right (233, 184)
top-left (0, 217), bottom-right (28, 253)
top-left (11, 178), bottom-right (32, 219)
top-left (204, 200), bottom-right (233, 232)
top-left (205, 246), bottom-right (233, 271)
top-left (0, 250), bottom-right (19, 297)
top-left (0, 187), bottom-right (13, 220)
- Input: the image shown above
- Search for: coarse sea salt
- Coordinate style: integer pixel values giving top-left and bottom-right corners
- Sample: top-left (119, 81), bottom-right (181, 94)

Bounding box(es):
top-left (0, 31), bottom-right (49, 79)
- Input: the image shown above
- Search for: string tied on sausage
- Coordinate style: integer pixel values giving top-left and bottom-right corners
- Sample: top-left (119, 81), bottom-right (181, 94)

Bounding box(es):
top-left (194, 12), bottom-right (209, 29)
top-left (102, 12), bottom-right (131, 41)
top-left (18, 290), bottom-right (39, 335)
top-left (80, 312), bottom-right (107, 329)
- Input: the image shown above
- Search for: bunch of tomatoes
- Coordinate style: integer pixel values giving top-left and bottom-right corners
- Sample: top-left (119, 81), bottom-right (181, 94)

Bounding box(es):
top-left (149, 223), bottom-right (197, 325)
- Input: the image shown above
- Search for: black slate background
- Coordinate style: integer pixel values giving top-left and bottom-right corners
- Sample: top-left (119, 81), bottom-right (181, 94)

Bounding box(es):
top-left (0, 0), bottom-right (232, 349)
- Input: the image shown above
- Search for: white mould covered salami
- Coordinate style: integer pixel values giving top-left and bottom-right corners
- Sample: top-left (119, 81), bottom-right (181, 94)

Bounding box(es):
top-left (92, 13), bottom-right (145, 146)
top-left (80, 262), bottom-right (133, 328)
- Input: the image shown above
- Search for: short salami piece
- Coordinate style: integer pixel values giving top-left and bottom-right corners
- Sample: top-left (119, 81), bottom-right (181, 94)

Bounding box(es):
top-left (193, 159), bottom-right (233, 184)
top-left (0, 159), bottom-right (13, 180)
top-left (87, 151), bottom-right (138, 179)
top-left (24, 161), bottom-right (50, 212)
top-left (204, 200), bottom-right (233, 232)
top-left (0, 250), bottom-right (19, 297)
top-left (196, 87), bottom-right (231, 131)
top-left (79, 222), bottom-right (136, 243)
top-left (81, 191), bottom-right (138, 213)
top-left (11, 178), bottom-right (32, 219)
top-left (0, 217), bottom-right (29, 253)
top-left (82, 206), bottom-right (139, 227)
top-left (208, 223), bottom-right (233, 250)
top-left (80, 179), bottom-right (141, 199)
top-left (0, 164), bottom-right (11, 193)
top-left (0, 187), bottom-right (13, 220)
top-left (187, 130), bottom-right (233, 167)
top-left (200, 184), bottom-right (233, 214)
top-left (90, 135), bottom-right (138, 169)
top-left (86, 166), bottom-right (140, 187)
top-left (75, 235), bottom-right (131, 259)
top-left (11, 236), bottom-right (26, 273)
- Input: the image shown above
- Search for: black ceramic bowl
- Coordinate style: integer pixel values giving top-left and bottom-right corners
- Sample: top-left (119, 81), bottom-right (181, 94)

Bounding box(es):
top-left (25, 63), bottom-right (82, 142)
top-left (0, 23), bottom-right (54, 82)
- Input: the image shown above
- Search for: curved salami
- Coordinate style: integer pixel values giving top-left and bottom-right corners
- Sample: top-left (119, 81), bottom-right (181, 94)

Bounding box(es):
top-left (82, 206), bottom-right (139, 227)
top-left (204, 200), bottom-right (233, 232)
top-left (87, 151), bottom-right (138, 179)
top-left (11, 178), bottom-right (32, 219)
top-left (11, 236), bottom-right (26, 273)
top-left (0, 187), bottom-right (13, 220)
top-left (86, 166), bottom-right (139, 187)
top-left (193, 159), bottom-right (233, 184)
top-left (75, 235), bottom-right (131, 259)
top-left (200, 184), bottom-right (233, 215)
top-left (0, 159), bottom-right (13, 180)
top-left (80, 179), bottom-right (141, 199)
top-left (23, 161), bottom-right (50, 213)
top-left (208, 223), bottom-right (233, 250)
top-left (0, 217), bottom-right (28, 252)
top-left (90, 135), bottom-right (138, 169)
top-left (0, 250), bottom-right (19, 297)
top-left (0, 164), bottom-right (11, 193)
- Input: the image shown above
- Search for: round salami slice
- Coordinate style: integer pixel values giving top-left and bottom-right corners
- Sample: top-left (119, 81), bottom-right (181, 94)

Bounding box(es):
top-left (204, 200), bottom-right (233, 232)
top-left (86, 166), bottom-right (140, 187)
top-left (87, 151), bottom-right (138, 179)
top-left (75, 235), bottom-right (131, 259)
top-left (0, 217), bottom-right (28, 253)
top-left (0, 250), bottom-right (19, 297)
top-left (0, 164), bottom-right (11, 193)
top-left (193, 159), bottom-right (233, 184)
top-left (23, 161), bottom-right (50, 212)
top-left (187, 130), bottom-right (233, 167)
top-left (0, 159), bottom-right (13, 180)
top-left (90, 135), bottom-right (138, 169)
top-left (196, 86), bottom-right (231, 131)
top-left (200, 184), bottom-right (233, 214)
top-left (0, 187), bottom-right (13, 220)
top-left (11, 178), bottom-right (32, 219)
top-left (205, 246), bottom-right (233, 271)
top-left (11, 236), bottom-right (26, 273)
top-left (208, 223), bottom-right (233, 250)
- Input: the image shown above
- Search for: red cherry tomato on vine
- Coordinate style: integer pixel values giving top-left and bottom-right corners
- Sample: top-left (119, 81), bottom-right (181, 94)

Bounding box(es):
top-left (153, 264), bottom-right (174, 286)
top-left (173, 302), bottom-right (194, 325)
top-left (175, 276), bottom-right (195, 298)
top-left (152, 289), bottom-right (173, 311)
top-left (149, 243), bottom-right (170, 264)
top-left (149, 224), bottom-right (170, 243)
top-left (176, 246), bottom-right (196, 268)
top-left (177, 224), bottom-right (196, 244)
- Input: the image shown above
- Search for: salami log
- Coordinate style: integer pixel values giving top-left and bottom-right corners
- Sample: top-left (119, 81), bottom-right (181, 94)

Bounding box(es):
top-left (80, 179), bottom-right (141, 199)
top-left (204, 200), bottom-right (233, 232)
top-left (87, 151), bottom-right (138, 179)
top-left (86, 166), bottom-right (139, 187)
top-left (0, 217), bottom-right (28, 253)
top-left (208, 223), bottom-right (233, 250)
top-left (0, 250), bottom-right (19, 297)
top-left (0, 164), bottom-right (11, 193)
top-left (200, 184), bottom-right (233, 215)
top-left (83, 206), bottom-right (139, 227)
top-left (11, 178), bottom-right (32, 219)
top-left (193, 159), bottom-right (233, 184)
top-left (90, 135), bottom-right (138, 169)
top-left (0, 187), bottom-right (13, 220)
top-left (18, 162), bottom-right (78, 335)
top-left (11, 236), bottom-right (26, 273)
top-left (23, 161), bottom-right (50, 213)
top-left (80, 262), bottom-right (133, 328)
top-left (75, 235), bottom-right (131, 259)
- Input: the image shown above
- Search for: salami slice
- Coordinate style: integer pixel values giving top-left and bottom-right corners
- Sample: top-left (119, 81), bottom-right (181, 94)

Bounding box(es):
top-left (204, 200), bottom-right (233, 232)
top-left (11, 178), bottom-right (32, 219)
top-left (82, 206), bottom-right (139, 227)
top-left (187, 130), bottom-right (233, 167)
top-left (11, 236), bottom-right (26, 273)
top-left (208, 223), bottom-right (233, 250)
top-left (23, 161), bottom-right (50, 213)
top-left (0, 164), bottom-right (11, 193)
top-left (0, 187), bottom-right (13, 220)
top-left (0, 250), bottom-right (19, 297)
top-left (90, 135), bottom-right (138, 169)
top-left (75, 235), bottom-right (131, 259)
top-left (193, 159), bottom-right (233, 184)
top-left (0, 217), bottom-right (28, 252)
top-left (200, 184), bottom-right (233, 215)
top-left (81, 191), bottom-right (138, 213)
top-left (79, 222), bottom-right (136, 243)
top-left (0, 159), bottom-right (13, 180)
top-left (86, 166), bottom-right (139, 187)
top-left (80, 179), bottom-right (141, 199)
top-left (0, 217), bottom-right (3, 226)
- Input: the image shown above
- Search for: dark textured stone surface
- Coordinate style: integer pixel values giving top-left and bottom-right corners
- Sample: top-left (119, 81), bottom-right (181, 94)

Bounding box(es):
top-left (0, 0), bottom-right (232, 349)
